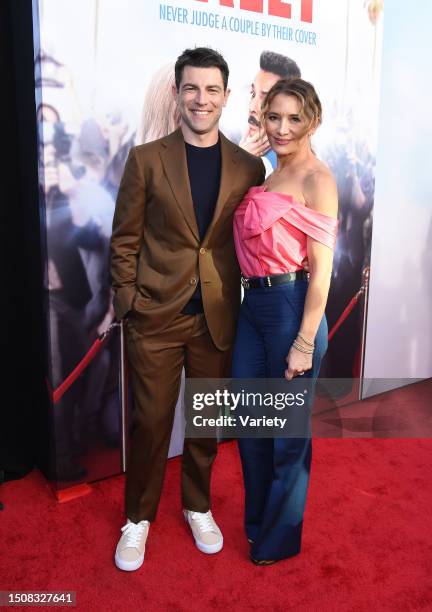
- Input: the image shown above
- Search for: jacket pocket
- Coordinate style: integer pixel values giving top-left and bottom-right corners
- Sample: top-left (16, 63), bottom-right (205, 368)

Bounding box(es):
top-left (131, 289), bottom-right (152, 312)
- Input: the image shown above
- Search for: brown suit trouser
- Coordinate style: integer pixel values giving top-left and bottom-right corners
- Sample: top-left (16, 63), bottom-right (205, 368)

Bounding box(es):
top-left (125, 312), bottom-right (231, 522)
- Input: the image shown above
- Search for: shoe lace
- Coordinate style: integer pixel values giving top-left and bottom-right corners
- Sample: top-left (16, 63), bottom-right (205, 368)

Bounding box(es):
top-left (121, 521), bottom-right (148, 548)
top-left (191, 511), bottom-right (216, 533)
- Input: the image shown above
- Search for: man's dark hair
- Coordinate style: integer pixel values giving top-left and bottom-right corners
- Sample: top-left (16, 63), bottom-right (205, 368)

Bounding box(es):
top-left (260, 51), bottom-right (301, 79)
top-left (175, 47), bottom-right (229, 91)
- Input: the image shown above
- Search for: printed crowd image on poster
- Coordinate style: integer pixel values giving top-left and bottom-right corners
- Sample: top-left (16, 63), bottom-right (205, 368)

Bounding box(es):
top-left (33, 0), bottom-right (384, 483)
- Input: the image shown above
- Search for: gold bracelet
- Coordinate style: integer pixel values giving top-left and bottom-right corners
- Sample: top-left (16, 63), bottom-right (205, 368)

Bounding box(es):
top-left (292, 340), bottom-right (314, 354)
top-left (297, 333), bottom-right (314, 347)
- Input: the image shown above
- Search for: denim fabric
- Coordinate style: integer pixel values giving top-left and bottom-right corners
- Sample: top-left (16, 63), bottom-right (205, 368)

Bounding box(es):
top-left (232, 279), bottom-right (327, 561)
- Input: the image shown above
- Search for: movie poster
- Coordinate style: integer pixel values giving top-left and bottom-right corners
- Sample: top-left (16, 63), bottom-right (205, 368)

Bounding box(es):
top-left (33, 0), bottom-right (384, 485)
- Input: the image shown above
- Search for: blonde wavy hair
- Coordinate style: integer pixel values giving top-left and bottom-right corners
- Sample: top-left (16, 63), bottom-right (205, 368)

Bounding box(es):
top-left (261, 78), bottom-right (322, 138)
top-left (138, 63), bottom-right (181, 144)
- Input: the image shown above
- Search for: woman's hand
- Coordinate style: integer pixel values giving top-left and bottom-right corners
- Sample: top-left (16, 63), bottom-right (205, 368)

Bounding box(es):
top-left (285, 344), bottom-right (313, 381)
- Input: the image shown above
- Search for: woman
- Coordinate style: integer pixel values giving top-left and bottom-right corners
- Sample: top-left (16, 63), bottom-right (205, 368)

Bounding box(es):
top-left (232, 78), bottom-right (338, 564)
top-left (137, 62), bottom-right (181, 145)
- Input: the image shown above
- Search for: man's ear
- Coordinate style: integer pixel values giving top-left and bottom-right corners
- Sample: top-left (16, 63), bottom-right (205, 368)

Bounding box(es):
top-left (223, 87), bottom-right (231, 107)
top-left (172, 84), bottom-right (178, 101)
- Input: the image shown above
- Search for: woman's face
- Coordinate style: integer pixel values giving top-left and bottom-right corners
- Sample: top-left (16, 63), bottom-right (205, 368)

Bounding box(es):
top-left (264, 93), bottom-right (312, 155)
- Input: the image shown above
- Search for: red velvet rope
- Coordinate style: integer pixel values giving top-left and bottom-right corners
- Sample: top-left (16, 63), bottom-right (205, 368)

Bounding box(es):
top-left (51, 322), bottom-right (121, 404)
top-left (327, 267), bottom-right (370, 341)
top-left (327, 292), bottom-right (362, 341)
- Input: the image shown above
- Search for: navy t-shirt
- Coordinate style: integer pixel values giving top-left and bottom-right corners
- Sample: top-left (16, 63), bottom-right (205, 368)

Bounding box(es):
top-left (182, 139), bottom-right (221, 314)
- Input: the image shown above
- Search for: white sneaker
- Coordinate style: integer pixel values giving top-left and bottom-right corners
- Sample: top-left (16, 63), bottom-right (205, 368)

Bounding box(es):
top-left (183, 510), bottom-right (223, 554)
top-left (114, 519), bottom-right (150, 571)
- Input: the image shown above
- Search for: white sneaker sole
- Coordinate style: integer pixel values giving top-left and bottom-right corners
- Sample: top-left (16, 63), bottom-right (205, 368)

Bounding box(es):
top-left (114, 552), bottom-right (144, 571)
top-left (194, 537), bottom-right (223, 554)
top-left (183, 512), bottom-right (223, 554)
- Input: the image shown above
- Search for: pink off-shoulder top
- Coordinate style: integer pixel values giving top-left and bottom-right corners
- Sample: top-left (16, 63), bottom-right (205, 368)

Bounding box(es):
top-left (233, 186), bottom-right (338, 278)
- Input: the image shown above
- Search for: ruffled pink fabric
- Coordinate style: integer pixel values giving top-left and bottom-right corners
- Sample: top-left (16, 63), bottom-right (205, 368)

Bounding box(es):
top-left (233, 186), bottom-right (338, 277)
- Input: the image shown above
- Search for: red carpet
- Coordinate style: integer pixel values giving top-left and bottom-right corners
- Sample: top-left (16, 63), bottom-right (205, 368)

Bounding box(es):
top-left (1, 438), bottom-right (432, 611)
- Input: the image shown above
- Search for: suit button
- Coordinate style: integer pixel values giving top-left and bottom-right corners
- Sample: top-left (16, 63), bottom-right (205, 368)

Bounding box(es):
top-left (190, 277), bottom-right (197, 285)
top-left (199, 247), bottom-right (206, 255)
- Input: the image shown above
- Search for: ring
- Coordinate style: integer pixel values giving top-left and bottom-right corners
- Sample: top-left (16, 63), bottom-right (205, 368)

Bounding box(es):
top-left (299, 372), bottom-right (305, 376)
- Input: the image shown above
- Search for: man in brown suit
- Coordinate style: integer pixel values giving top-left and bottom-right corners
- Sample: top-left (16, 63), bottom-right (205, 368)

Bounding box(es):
top-left (111, 48), bottom-right (264, 571)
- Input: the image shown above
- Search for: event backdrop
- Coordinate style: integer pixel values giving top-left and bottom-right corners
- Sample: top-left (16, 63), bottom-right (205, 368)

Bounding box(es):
top-left (32, 0), bottom-right (384, 487)
top-left (363, 0), bottom-right (432, 397)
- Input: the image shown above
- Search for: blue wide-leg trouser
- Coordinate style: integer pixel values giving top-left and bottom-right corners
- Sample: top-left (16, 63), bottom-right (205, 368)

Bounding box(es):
top-left (232, 279), bottom-right (327, 561)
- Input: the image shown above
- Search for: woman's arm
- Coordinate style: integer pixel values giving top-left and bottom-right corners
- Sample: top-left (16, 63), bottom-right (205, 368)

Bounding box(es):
top-left (285, 170), bottom-right (338, 380)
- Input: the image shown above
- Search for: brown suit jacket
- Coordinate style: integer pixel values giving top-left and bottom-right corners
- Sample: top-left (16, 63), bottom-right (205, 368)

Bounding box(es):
top-left (110, 128), bottom-right (265, 351)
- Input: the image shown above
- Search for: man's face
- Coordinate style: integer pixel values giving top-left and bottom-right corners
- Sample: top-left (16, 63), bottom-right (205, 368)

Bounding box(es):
top-left (248, 69), bottom-right (281, 134)
top-left (173, 66), bottom-right (230, 139)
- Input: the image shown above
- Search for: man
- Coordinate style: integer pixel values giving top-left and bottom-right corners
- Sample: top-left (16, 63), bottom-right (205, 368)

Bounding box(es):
top-left (240, 51), bottom-right (301, 173)
top-left (110, 47), bottom-right (265, 571)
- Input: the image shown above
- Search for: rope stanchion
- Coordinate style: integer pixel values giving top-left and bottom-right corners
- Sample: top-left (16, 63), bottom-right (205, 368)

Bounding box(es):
top-left (45, 320), bottom-right (122, 503)
top-left (327, 267), bottom-right (370, 342)
top-left (51, 321), bottom-right (121, 404)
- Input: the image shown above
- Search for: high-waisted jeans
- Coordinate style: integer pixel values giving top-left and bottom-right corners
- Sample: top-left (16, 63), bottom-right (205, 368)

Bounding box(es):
top-left (232, 279), bottom-right (327, 561)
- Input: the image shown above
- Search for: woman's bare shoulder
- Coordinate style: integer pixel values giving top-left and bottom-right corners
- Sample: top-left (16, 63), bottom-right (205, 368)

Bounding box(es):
top-left (303, 162), bottom-right (338, 217)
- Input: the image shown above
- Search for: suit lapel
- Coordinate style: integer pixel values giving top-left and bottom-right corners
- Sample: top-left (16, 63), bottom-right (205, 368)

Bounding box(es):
top-left (202, 132), bottom-right (238, 245)
top-left (159, 129), bottom-right (200, 241)
top-left (159, 129), bottom-right (239, 244)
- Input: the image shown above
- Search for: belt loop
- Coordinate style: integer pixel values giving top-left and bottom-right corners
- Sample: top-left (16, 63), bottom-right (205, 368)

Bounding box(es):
top-left (241, 276), bottom-right (250, 290)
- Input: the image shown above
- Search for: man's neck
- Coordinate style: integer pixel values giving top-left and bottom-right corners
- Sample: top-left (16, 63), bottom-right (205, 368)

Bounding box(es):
top-left (181, 124), bottom-right (219, 148)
